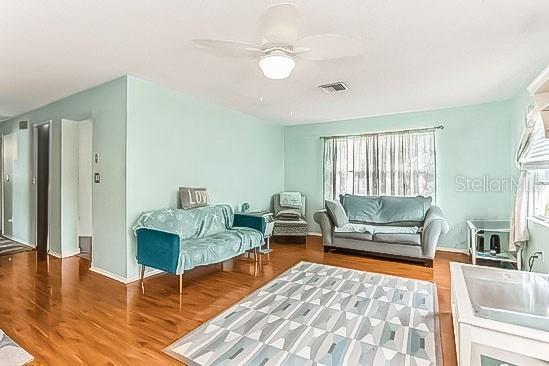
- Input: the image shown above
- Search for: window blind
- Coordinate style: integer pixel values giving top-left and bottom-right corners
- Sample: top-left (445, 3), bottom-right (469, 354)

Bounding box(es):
top-left (522, 111), bottom-right (549, 169)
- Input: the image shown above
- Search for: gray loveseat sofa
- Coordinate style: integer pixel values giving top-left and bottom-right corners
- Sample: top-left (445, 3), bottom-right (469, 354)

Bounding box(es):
top-left (314, 194), bottom-right (448, 266)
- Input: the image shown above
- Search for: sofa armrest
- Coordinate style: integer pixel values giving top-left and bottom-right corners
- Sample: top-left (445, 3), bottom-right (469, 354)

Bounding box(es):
top-left (233, 213), bottom-right (266, 234)
top-left (421, 206), bottom-right (449, 259)
top-left (136, 228), bottom-right (180, 273)
top-left (313, 210), bottom-right (334, 246)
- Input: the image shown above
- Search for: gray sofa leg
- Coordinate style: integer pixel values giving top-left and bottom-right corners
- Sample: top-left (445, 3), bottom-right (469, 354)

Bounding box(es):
top-left (424, 259), bottom-right (433, 268)
top-left (323, 246), bottom-right (331, 253)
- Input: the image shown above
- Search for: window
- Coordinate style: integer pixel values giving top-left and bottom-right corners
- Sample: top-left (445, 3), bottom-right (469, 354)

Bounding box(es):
top-left (521, 112), bottom-right (549, 220)
top-left (533, 169), bottom-right (549, 218)
top-left (323, 129), bottom-right (436, 200)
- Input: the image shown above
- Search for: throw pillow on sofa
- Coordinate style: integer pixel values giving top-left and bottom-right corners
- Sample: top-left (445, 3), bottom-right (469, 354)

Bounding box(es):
top-left (325, 199), bottom-right (349, 228)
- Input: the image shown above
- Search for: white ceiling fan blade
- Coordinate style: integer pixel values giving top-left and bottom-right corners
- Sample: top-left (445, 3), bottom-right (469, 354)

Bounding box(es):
top-left (288, 47), bottom-right (311, 55)
top-left (192, 39), bottom-right (263, 58)
top-left (259, 3), bottom-right (300, 46)
top-left (295, 34), bottom-right (365, 61)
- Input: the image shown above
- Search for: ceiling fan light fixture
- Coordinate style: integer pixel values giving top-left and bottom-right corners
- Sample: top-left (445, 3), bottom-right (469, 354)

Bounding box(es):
top-left (259, 51), bottom-right (295, 79)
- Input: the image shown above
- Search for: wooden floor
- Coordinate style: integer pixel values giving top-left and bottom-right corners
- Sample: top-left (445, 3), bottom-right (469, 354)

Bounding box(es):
top-left (0, 236), bottom-right (468, 365)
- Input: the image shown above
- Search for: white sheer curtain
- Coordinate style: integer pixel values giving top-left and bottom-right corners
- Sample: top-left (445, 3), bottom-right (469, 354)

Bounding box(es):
top-left (510, 109), bottom-right (543, 251)
top-left (324, 130), bottom-right (436, 200)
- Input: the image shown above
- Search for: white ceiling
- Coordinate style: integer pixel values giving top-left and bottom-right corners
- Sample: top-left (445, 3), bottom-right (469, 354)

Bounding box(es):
top-left (1, 0), bottom-right (549, 125)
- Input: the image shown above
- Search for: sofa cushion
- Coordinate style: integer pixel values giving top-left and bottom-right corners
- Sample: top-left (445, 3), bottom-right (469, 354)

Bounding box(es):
top-left (333, 223), bottom-right (373, 241)
top-left (325, 199), bottom-right (349, 227)
top-left (373, 233), bottom-right (421, 246)
top-left (378, 196), bottom-right (431, 224)
top-left (334, 231), bottom-right (373, 241)
top-left (340, 194), bottom-right (431, 225)
top-left (340, 195), bottom-right (380, 223)
top-left (372, 226), bottom-right (419, 234)
top-left (180, 227), bottom-right (263, 271)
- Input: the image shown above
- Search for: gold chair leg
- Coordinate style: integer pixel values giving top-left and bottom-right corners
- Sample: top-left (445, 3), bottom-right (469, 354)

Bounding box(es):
top-left (179, 274), bottom-right (183, 294)
top-left (140, 265), bottom-right (145, 294)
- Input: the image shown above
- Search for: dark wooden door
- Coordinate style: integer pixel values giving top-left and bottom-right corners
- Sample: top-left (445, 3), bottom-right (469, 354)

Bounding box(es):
top-left (36, 124), bottom-right (49, 254)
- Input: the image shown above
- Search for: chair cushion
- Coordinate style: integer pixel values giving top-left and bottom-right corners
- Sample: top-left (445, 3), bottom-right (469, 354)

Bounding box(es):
top-left (274, 218), bottom-right (308, 226)
top-left (273, 219), bottom-right (308, 236)
top-left (373, 233), bottom-right (421, 246)
top-left (325, 199), bottom-right (349, 228)
top-left (273, 194), bottom-right (306, 218)
top-left (275, 208), bottom-right (302, 220)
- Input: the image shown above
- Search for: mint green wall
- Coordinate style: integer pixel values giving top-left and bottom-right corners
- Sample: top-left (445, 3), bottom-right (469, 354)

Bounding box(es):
top-left (0, 77), bottom-right (128, 277)
top-left (284, 101), bottom-right (515, 249)
top-left (125, 76), bottom-right (284, 278)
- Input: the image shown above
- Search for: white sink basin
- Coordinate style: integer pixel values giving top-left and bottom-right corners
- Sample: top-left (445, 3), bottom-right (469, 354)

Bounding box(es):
top-left (462, 265), bottom-right (549, 331)
top-left (451, 262), bottom-right (549, 365)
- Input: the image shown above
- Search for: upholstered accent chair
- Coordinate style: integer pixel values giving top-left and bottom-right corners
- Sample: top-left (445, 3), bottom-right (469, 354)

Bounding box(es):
top-left (271, 193), bottom-right (308, 243)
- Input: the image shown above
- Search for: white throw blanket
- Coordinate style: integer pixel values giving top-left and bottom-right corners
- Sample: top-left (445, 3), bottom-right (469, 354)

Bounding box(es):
top-left (279, 192), bottom-right (302, 208)
top-left (334, 223), bottom-right (419, 235)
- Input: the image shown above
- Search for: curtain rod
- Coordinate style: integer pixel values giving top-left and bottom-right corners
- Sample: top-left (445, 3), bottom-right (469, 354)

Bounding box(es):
top-left (319, 125), bottom-right (444, 140)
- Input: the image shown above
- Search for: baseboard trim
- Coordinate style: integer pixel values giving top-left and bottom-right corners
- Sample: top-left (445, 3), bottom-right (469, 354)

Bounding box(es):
top-left (126, 268), bottom-right (164, 284)
top-left (436, 246), bottom-right (468, 254)
top-left (48, 248), bottom-right (81, 258)
top-left (47, 250), bottom-right (62, 258)
top-left (4, 235), bottom-right (35, 248)
top-left (90, 266), bottom-right (164, 285)
top-left (90, 266), bottom-right (130, 284)
top-left (63, 248), bottom-right (81, 257)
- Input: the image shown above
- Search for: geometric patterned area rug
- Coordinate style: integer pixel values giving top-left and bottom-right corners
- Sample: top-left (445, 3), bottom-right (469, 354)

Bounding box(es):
top-left (0, 237), bottom-right (33, 257)
top-left (0, 330), bottom-right (33, 365)
top-left (165, 261), bottom-right (442, 365)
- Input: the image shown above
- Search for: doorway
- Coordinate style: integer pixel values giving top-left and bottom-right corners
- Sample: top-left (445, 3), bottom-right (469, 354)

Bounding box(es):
top-left (2, 132), bottom-right (17, 239)
top-left (35, 123), bottom-right (49, 254)
top-left (61, 119), bottom-right (93, 259)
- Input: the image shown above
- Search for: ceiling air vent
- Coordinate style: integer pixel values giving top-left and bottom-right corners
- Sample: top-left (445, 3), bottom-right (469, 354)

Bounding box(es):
top-left (19, 120), bottom-right (29, 130)
top-left (319, 82), bottom-right (349, 94)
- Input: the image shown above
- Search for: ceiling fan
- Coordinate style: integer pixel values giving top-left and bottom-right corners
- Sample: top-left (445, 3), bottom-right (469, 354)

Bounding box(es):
top-left (192, 2), bottom-right (365, 80)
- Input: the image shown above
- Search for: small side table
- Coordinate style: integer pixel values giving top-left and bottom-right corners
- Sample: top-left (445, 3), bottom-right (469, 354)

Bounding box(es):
top-left (466, 220), bottom-right (519, 270)
top-left (234, 211), bottom-right (274, 254)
